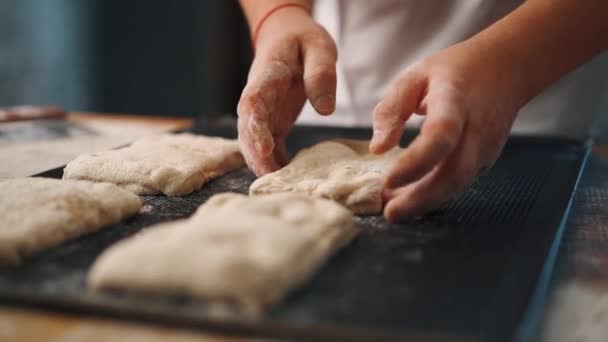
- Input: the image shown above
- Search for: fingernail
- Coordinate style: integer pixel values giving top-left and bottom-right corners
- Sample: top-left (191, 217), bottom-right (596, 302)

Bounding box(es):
top-left (313, 94), bottom-right (334, 113)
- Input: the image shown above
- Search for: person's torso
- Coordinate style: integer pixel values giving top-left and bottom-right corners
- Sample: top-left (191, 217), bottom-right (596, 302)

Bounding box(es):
top-left (298, 0), bottom-right (608, 140)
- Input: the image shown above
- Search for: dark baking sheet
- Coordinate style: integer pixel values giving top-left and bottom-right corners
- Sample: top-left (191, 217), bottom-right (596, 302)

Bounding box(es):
top-left (0, 126), bottom-right (588, 342)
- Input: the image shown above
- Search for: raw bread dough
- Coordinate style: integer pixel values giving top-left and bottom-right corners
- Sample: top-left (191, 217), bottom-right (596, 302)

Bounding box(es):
top-left (63, 133), bottom-right (245, 196)
top-left (0, 178), bottom-right (141, 266)
top-left (89, 193), bottom-right (357, 313)
top-left (249, 139), bottom-right (402, 215)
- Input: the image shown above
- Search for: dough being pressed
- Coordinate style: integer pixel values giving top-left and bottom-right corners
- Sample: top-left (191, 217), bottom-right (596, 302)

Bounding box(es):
top-left (0, 178), bottom-right (141, 266)
top-left (63, 133), bottom-right (245, 196)
top-left (89, 193), bottom-right (357, 313)
top-left (249, 139), bottom-right (402, 215)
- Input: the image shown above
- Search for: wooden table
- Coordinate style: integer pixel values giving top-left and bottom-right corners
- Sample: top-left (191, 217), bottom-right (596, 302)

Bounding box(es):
top-left (0, 307), bottom-right (241, 342)
top-left (0, 112), bottom-right (251, 342)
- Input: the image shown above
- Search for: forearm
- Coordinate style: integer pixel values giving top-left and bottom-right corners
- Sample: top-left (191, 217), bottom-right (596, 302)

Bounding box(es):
top-left (467, 0), bottom-right (608, 102)
top-left (239, 0), bottom-right (313, 33)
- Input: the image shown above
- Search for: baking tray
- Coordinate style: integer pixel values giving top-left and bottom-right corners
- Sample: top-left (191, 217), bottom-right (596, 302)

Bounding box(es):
top-left (0, 126), bottom-right (589, 342)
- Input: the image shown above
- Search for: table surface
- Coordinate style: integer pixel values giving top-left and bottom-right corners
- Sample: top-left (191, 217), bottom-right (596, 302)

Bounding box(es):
top-left (2, 112), bottom-right (608, 342)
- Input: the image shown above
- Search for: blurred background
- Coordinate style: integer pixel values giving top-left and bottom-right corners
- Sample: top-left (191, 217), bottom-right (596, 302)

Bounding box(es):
top-left (2, 1), bottom-right (608, 142)
top-left (0, 0), bottom-right (252, 122)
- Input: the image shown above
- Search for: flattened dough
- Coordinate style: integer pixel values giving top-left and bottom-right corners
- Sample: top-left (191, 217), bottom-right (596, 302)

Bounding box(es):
top-left (0, 178), bottom-right (141, 266)
top-left (63, 133), bottom-right (245, 196)
top-left (250, 139), bottom-right (402, 214)
top-left (89, 193), bottom-right (357, 312)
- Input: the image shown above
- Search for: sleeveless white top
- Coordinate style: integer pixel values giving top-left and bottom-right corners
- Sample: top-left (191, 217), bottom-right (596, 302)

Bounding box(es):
top-left (297, 0), bottom-right (608, 139)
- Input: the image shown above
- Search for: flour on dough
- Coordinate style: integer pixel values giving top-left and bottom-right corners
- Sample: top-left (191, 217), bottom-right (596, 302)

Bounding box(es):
top-left (0, 178), bottom-right (141, 266)
top-left (63, 133), bottom-right (245, 196)
top-left (249, 139), bottom-right (402, 215)
top-left (88, 193), bottom-right (357, 313)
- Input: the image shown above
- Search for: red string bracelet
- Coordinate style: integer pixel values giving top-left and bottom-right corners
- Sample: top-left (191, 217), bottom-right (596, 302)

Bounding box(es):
top-left (252, 3), bottom-right (310, 48)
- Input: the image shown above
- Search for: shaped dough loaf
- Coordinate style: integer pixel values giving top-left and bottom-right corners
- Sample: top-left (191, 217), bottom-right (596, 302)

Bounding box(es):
top-left (0, 178), bottom-right (141, 266)
top-left (88, 193), bottom-right (357, 313)
top-left (63, 133), bottom-right (245, 196)
top-left (250, 139), bottom-right (402, 215)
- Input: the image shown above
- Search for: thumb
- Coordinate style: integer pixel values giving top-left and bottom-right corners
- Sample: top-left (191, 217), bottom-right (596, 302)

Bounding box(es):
top-left (370, 70), bottom-right (426, 154)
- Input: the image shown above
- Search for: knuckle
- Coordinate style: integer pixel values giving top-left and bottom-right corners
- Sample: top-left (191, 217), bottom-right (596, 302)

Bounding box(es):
top-left (262, 34), bottom-right (299, 53)
top-left (238, 92), bottom-right (267, 119)
top-left (304, 66), bottom-right (336, 85)
top-left (322, 39), bottom-right (338, 59)
top-left (267, 58), bottom-right (295, 78)
top-left (255, 59), bottom-right (297, 84)
top-left (426, 132), bottom-right (458, 155)
top-left (451, 161), bottom-right (478, 189)
top-left (396, 68), bottom-right (418, 84)
top-left (426, 76), bottom-right (466, 101)
top-left (236, 94), bottom-right (253, 117)
top-left (427, 115), bottom-right (463, 140)
top-left (373, 102), bottom-right (391, 119)
top-left (374, 104), bottom-right (401, 129)
top-left (396, 62), bottom-right (426, 86)
top-left (303, 28), bottom-right (337, 53)
top-left (240, 83), bottom-right (263, 102)
top-left (248, 116), bottom-right (268, 135)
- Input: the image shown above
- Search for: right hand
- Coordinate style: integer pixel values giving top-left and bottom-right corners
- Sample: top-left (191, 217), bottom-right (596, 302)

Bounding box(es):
top-left (237, 8), bottom-right (337, 176)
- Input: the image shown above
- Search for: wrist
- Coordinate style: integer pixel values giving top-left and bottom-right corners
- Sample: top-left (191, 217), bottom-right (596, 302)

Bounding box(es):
top-left (253, 4), bottom-right (311, 47)
top-left (254, 7), bottom-right (314, 50)
top-left (466, 0), bottom-right (608, 106)
top-left (240, 1), bottom-right (312, 44)
top-left (461, 27), bottom-right (538, 109)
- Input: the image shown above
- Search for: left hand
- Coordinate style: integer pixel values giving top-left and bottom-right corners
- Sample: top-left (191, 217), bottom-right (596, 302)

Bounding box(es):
top-left (370, 40), bottom-right (529, 223)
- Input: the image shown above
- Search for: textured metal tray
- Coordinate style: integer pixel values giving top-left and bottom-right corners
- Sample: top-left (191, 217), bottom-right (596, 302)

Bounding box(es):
top-left (0, 126), bottom-right (588, 342)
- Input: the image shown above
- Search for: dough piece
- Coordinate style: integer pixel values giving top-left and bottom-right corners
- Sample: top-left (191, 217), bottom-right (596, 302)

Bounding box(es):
top-left (89, 193), bottom-right (357, 313)
top-left (63, 133), bottom-right (245, 196)
top-left (0, 178), bottom-right (141, 266)
top-left (249, 139), bottom-right (402, 215)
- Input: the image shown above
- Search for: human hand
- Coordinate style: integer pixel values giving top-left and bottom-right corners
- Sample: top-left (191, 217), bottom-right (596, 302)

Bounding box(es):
top-left (237, 7), bottom-right (337, 176)
top-left (370, 40), bottom-right (528, 223)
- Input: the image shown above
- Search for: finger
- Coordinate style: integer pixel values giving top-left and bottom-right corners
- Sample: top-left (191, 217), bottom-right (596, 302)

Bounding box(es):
top-left (272, 140), bottom-right (290, 167)
top-left (383, 169), bottom-right (464, 223)
top-left (383, 131), bottom-right (479, 223)
top-left (301, 31), bottom-right (337, 115)
top-left (238, 118), bottom-right (281, 176)
top-left (384, 96), bottom-right (466, 190)
top-left (237, 44), bottom-right (299, 161)
top-left (370, 69), bottom-right (426, 154)
top-left (238, 60), bottom-right (291, 156)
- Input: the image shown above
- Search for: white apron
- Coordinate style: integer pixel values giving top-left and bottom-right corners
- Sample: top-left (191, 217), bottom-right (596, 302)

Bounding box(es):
top-left (297, 0), bottom-right (608, 139)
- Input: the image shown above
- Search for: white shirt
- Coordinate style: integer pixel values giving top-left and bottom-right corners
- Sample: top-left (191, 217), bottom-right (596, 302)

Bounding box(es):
top-left (298, 0), bottom-right (608, 139)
